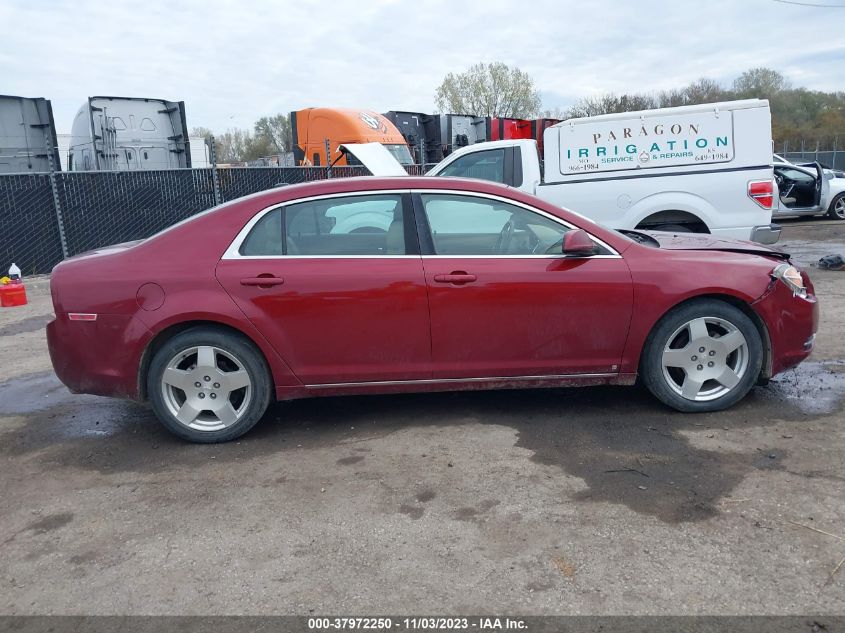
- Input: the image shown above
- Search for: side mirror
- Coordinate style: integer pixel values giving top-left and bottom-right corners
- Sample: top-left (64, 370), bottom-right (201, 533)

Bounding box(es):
top-left (562, 229), bottom-right (597, 256)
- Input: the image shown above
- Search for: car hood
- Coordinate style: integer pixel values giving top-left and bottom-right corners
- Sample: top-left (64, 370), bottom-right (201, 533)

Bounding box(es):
top-left (643, 231), bottom-right (790, 260)
top-left (339, 143), bottom-right (407, 176)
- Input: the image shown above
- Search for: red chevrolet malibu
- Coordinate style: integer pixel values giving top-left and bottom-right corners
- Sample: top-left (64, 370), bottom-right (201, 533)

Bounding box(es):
top-left (47, 176), bottom-right (818, 443)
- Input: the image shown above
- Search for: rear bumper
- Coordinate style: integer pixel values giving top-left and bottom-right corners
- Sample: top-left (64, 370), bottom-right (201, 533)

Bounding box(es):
top-left (47, 313), bottom-right (152, 400)
top-left (709, 225), bottom-right (781, 244)
top-left (750, 223), bottom-right (782, 245)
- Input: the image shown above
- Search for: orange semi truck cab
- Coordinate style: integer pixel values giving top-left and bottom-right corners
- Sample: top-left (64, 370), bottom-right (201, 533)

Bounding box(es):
top-left (291, 108), bottom-right (414, 167)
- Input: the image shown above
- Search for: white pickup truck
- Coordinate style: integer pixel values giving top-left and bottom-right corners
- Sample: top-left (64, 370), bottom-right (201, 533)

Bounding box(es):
top-left (346, 99), bottom-right (781, 244)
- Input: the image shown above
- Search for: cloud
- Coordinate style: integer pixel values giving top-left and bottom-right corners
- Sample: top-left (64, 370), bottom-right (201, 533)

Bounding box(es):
top-left (2, 0), bottom-right (844, 133)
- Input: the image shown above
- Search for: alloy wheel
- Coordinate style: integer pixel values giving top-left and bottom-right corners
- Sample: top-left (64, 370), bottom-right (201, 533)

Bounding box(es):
top-left (160, 345), bottom-right (252, 431)
top-left (660, 316), bottom-right (749, 402)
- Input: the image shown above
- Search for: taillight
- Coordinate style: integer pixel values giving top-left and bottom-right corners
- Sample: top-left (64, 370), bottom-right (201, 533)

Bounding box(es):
top-left (748, 180), bottom-right (774, 209)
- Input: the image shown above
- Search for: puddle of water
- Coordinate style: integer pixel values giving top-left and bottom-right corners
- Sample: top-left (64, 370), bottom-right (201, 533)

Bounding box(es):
top-left (766, 360), bottom-right (845, 415)
top-left (0, 372), bottom-right (72, 415)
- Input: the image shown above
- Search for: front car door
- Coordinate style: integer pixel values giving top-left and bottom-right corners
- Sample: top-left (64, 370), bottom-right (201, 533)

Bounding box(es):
top-left (775, 163), bottom-right (827, 213)
top-left (216, 191), bottom-right (431, 385)
top-left (434, 147), bottom-right (522, 187)
top-left (414, 191), bottom-right (633, 379)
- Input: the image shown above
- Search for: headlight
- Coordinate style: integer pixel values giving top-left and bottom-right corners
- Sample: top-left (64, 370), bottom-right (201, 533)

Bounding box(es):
top-left (771, 263), bottom-right (807, 297)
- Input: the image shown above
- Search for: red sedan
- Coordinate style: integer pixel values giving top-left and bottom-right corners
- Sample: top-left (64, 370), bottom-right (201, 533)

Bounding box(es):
top-left (47, 177), bottom-right (818, 443)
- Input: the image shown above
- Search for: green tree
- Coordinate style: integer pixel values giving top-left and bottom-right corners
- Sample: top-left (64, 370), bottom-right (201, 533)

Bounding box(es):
top-left (434, 62), bottom-right (542, 117)
top-left (733, 68), bottom-right (790, 99)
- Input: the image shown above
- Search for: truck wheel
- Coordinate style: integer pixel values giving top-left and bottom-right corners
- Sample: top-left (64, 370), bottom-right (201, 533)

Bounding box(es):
top-left (147, 327), bottom-right (272, 443)
top-left (652, 223), bottom-right (692, 233)
top-left (828, 193), bottom-right (845, 220)
top-left (641, 299), bottom-right (762, 412)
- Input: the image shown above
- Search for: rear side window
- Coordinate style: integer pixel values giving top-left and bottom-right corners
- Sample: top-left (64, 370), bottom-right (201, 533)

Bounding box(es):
top-left (285, 194), bottom-right (407, 256)
top-left (240, 208), bottom-right (283, 256)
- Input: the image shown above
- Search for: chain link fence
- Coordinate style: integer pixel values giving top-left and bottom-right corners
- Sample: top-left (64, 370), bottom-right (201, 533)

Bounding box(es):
top-left (0, 173), bottom-right (65, 276)
top-left (1, 162), bottom-right (436, 275)
top-left (780, 137), bottom-right (845, 171)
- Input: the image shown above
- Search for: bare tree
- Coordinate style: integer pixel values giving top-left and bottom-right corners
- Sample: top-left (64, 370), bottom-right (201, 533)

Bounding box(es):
top-left (435, 62), bottom-right (542, 118)
top-left (254, 114), bottom-right (292, 153)
top-left (538, 106), bottom-right (567, 119)
top-left (565, 93), bottom-right (657, 118)
top-left (215, 128), bottom-right (253, 163)
top-left (658, 78), bottom-right (727, 107)
top-left (190, 126), bottom-right (213, 140)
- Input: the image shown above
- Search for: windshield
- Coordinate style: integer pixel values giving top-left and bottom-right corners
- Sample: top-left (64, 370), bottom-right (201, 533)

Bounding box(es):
top-left (383, 143), bottom-right (413, 165)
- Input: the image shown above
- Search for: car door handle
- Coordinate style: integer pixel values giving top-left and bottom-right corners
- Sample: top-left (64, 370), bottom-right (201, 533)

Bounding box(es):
top-left (433, 273), bottom-right (477, 284)
top-left (240, 276), bottom-right (285, 287)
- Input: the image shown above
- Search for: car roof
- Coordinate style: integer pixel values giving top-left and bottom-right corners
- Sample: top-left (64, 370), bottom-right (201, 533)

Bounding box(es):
top-left (236, 175), bottom-right (518, 208)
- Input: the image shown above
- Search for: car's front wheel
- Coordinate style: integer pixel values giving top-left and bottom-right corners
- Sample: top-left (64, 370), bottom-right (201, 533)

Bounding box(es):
top-left (147, 327), bottom-right (272, 442)
top-left (641, 299), bottom-right (763, 412)
top-left (828, 192), bottom-right (845, 220)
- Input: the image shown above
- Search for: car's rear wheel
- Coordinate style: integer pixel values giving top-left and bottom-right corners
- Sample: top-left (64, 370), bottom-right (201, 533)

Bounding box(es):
top-left (147, 327), bottom-right (272, 442)
top-left (828, 193), bottom-right (845, 220)
top-left (641, 299), bottom-right (763, 412)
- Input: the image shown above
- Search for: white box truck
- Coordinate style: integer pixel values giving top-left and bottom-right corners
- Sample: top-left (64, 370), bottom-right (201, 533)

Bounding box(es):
top-left (353, 99), bottom-right (780, 244)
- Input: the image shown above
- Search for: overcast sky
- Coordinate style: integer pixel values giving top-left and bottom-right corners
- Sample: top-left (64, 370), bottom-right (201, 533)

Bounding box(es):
top-left (2, 0), bottom-right (845, 134)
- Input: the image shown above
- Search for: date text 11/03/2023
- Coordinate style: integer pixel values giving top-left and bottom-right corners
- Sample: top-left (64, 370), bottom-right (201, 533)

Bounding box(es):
top-left (307, 617), bottom-right (528, 630)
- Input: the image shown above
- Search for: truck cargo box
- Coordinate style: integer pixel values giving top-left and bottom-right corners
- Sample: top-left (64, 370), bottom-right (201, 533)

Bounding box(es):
top-left (0, 95), bottom-right (61, 173)
top-left (68, 96), bottom-right (191, 171)
top-left (383, 111), bottom-right (429, 164)
top-left (490, 117), bottom-right (533, 142)
top-left (531, 118), bottom-right (560, 154)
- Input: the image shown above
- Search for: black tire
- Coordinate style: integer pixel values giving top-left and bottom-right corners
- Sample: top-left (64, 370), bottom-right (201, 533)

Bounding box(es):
top-left (147, 326), bottom-right (272, 443)
top-left (827, 193), bottom-right (845, 220)
top-left (651, 223), bottom-right (693, 233)
top-left (640, 299), bottom-right (763, 412)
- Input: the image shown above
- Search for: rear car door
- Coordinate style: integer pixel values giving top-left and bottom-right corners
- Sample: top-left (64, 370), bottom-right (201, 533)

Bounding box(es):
top-left (414, 191), bottom-right (633, 379)
top-left (216, 192), bottom-right (432, 385)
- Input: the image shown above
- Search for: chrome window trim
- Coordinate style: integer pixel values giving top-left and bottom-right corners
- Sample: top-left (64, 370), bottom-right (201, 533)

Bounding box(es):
top-left (415, 188), bottom-right (621, 259)
top-left (222, 190), bottom-right (410, 260)
top-left (229, 255), bottom-right (421, 260)
top-left (420, 254), bottom-right (621, 259)
top-left (222, 187), bottom-right (621, 260)
top-left (305, 372), bottom-right (617, 389)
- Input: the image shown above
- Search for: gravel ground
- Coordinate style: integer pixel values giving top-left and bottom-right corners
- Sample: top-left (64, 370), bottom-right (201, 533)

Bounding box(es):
top-left (0, 221), bottom-right (843, 615)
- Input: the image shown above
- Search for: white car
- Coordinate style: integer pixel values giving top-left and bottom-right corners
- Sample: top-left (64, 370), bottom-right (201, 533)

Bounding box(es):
top-left (772, 160), bottom-right (843, 220)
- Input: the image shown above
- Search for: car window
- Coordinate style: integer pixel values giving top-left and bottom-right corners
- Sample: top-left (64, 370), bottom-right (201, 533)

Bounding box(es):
top-left (438, 149), bottom-right (506, 184)
top-left (284, 194), bottom-right (406, 256)
top-left (420, 193), bottom-right (569, 256)
top-left (777, 167), bottom-right (815, 183)
top-left (240, 208), bottom-right (283, 256)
